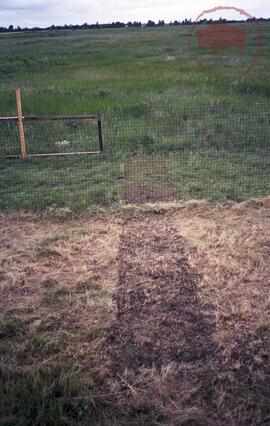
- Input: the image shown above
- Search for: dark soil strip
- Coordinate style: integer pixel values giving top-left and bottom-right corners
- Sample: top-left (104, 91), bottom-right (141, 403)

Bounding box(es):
top-left (124, 155), bottom-right (179, 204)
top-left (109, 213), bottom-right (216, 372)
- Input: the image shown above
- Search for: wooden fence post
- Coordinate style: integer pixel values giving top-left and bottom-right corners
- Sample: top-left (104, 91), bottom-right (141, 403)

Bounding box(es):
top-left (16, 87), bottom-right (27, 159)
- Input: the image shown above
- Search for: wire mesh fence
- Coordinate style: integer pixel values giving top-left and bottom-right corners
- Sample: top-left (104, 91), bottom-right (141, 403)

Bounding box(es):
top-left (0, 87), bottom-right (269, 210)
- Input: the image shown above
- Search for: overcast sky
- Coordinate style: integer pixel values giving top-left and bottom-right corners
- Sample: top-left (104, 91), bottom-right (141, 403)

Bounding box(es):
top-left (0, 0), bottom-right (269, 28)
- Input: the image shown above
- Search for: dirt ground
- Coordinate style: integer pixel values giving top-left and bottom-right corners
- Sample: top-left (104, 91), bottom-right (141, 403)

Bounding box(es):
top-left (0, 199), bottom-right (270, 425)
top-left (109, 213), bottom-right (216, 369)
top-left (124, 155), bottom-right (179, 204)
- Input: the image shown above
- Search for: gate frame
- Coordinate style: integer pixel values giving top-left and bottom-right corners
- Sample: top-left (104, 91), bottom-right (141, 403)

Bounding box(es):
top-left (0, 88), bottom-right (104, 159)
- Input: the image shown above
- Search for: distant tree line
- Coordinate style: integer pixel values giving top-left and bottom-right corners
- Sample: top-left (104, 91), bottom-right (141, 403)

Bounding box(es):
top-left (0, 17), bottom-right (269, 33)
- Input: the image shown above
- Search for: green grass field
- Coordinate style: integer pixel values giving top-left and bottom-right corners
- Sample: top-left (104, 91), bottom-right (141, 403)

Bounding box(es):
top-left (0, 23), bottom-right (269, 210)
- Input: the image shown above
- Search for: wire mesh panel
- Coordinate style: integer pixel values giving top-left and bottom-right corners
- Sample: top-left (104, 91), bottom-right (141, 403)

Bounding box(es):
top-left (105, 91), bottom-right (270, 202)
top-left (0, 120), bottom-right (19, 157)
top-left (0, 88), bottom-right (269, 210)
top-left (0, 153), bottom-right (121, 210)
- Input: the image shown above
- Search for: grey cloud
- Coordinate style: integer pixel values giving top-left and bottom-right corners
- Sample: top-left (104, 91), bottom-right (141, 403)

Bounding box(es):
top-left (0, 0), bottom-right (53, 11)
top-left (0, 0), bottom-right (268, 27)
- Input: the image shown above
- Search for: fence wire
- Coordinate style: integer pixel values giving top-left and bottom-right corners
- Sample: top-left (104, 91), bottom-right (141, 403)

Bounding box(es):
top-left (0, 88), bottom-right (269, 210)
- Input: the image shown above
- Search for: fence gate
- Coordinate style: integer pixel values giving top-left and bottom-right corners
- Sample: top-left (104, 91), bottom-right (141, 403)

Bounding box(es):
top-left (0, 88), bottom-right (103, 159)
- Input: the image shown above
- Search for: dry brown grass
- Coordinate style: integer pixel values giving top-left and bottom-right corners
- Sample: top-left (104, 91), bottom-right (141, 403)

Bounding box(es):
top-left (0, 212), bottom-right (122, 424)
top-left (171, 197), bottom-right (270, 425)
top-left (0, 200), bottom-right (270, 425)
top-left (171, 197), bottom-right (270, 339)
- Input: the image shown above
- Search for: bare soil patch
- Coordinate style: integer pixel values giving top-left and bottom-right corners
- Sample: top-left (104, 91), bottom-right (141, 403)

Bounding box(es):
top-left (108, 213), bottom-right (216, 371)
top-left (124, 155), bottom-right (179, 204)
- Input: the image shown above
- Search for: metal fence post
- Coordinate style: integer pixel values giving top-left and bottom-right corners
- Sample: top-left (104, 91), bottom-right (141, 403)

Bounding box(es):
top-left (97, 114), bottom-right (104, 152)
